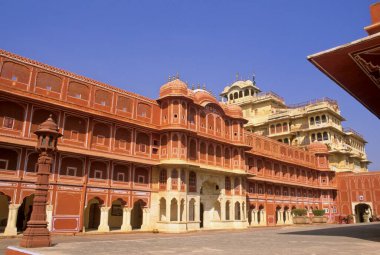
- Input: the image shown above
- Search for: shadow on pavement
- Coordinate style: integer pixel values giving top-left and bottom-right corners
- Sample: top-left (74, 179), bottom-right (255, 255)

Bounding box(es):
top-left (280, 223), bottom-right (380, 242)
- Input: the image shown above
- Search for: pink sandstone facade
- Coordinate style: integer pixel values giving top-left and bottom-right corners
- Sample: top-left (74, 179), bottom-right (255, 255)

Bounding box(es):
top-left (0, 49), bottom-right (342, 234)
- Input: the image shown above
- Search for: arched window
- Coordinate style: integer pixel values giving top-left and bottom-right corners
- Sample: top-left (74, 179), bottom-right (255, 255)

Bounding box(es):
top-left (284, 138), bottom-right (289, 144)
top-left (200, 142), bottom-right (206, 161)
top-left (207, 114), bottom-right (214, 132)
top-left (244, 89), bottom-right (249, 96)
top-left (323, 132), bottom-right (328, 141)
top-left (95, 89), bottom-right (111, 107)
top-left (117, 96), bottom-right (133, 113)
top-left (68, 82), bottom-right (90, 100)
top-left (270, 125), bottom-right (275, 134)
top-left (321, 115), bottom-right (327, 123)
top-left (0, 100), bottom-right (25, 132)
top-left (1, 61), bottom-right (30, 84)
top-left (200, 111), bottom-right (206, 129)
top-left (283, 123), bottom-right (288, 132)
top-left (136, 133), bottom-right (150, 153)
top-left (189, 139), bottom-right (197, 160)
top-left (134, 167), bottom-right (149, 184)
top-left (161, 102), bottom-right (168, 123)
top-left (276, 123), bottom-right (282, 133)
top-left (0, 147), bottom-right (19, 171)
top-left (115, 128), bottom-right (132, 152)
top-left (239, 91), bottom-right (243, 98)
top-left (315, 116), bottom-right (321, 125)
top-left (317, 133), bottom-right (322, 141)
top-left (234, 92), bottom-right (238, 99)
top-left (188, 107), bottom-right (196, 125)
top-left (208, 144), bottom-right (214, 164)
top-left (311, 133), bottom-right (316, 142)
top-left (224, 148), bottom-right (231, 167)
top-left (216, 117), bottom-right (222, 134)
top-left (36, 72), bottom-right (62, 93)
top-left (310, 117), bottom-right (314, 125)
top-left (137, 103), bottom-right (151, 118)
top-left (159, 169), bottom-right (167, 185)
top-left (216, 145), bottom-right (222, 164)
top-left (189, 171), bottom-right (196, 192)
top-left (161, 134), bottom-right (168, 156)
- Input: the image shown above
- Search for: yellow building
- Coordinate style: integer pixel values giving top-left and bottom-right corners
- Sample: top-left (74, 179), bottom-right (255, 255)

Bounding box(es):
top-left (220, 79), bottom-right (370, 172)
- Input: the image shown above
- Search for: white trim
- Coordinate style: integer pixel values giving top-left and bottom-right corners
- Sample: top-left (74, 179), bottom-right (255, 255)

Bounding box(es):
top-left (66, 166), bottom-right (77, 176)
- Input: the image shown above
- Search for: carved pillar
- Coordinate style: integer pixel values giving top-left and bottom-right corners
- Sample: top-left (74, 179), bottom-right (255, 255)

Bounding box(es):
top-left (20, 152), bottom-right (52, 248)
top-left (4, 204), bottom-right (20, 236)
top-left (121, 207), bottom-right (132, 231)
top-left (46, 205), bottom-right (53, 231)
top-left (166, 198), bottom-right (171, 221)
top-left (98, 206), bottom-right (110, 232)
top-left (141, 208), bottom-right (150, 230)
top-left (221, 199), bottom-right (226, 221)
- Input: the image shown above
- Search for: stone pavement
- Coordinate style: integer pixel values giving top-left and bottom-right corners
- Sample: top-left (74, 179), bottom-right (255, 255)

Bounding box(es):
top-left (2, 223), bottom-right (380, 255)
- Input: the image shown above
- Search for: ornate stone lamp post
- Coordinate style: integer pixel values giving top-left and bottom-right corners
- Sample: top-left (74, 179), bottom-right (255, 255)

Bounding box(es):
top-left (20, 115), bottom-right (62, 248)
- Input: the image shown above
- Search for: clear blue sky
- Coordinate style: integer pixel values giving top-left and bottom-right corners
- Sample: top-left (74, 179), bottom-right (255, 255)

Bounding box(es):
top-left (1, 0), bottom-right (379, 170)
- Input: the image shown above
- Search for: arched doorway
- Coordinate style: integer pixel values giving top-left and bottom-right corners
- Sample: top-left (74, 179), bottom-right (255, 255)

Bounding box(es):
top-left (17, 195), bottom-right (34, 232)
top-left (0, 194), bottom-right (10, 233)
top-left (109, 199), bottom-right (125, 230)
top-left (170, 198), bottom-right (178, 221)
top-left (275, 205), bottom-right (282, 224)
top-left (235, 202), bottom-right (241, 220)
top-left (131, 200), bottom-right (145, 229)
top-left (225, 201), bottom-right (230, 220)
top-left (200, 203), bottom-right (204, 228)
top-left (199, 180), bottom-right (221, 228)
top-left (85, 198), bottom-right (101, 230)
top-left (159, 198), bottom-right (166, 221)
top-left (355, 203), bottom-right (372, 223)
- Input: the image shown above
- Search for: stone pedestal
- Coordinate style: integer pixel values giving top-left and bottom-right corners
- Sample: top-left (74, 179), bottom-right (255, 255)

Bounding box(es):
top-left (141, 208), bottom-right (150, 230)
top-left (4, 204), bottom-right (20, 236)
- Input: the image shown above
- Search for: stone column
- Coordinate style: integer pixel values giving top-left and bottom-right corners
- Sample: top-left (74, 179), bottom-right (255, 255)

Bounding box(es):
top-left (4, 204), bottom-right (20, 236)
top-left (221, 200), bottom-right (226, 221)
top-left (259, 210), bottom-right (265, 225)
top-left (166, 198), bottom-right (171, 221)
top-left (120, 207), bottom-right (132, 231)
top-left (46, 205), bottom-right (53, 231)
top-left (141, 208), bottom-right (150, 230)
top-left (98, 206), bottom-right (110, 232)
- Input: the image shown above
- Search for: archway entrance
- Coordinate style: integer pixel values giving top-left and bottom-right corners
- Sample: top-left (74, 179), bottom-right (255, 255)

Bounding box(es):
top-left (355, 203), bottom-right (372, 223)
top-left (0, 194), bottom-right (10, 233)
top-left (109, 199), bottom-right (125, 230)
top-left (131, 200), bottom-right (144, 230)
top-left (85, 198), bottom-right (101, 230)
top-left (16, 195), bottom-right (34, 232)
top-left (199, 180), bottom-right (220, 229)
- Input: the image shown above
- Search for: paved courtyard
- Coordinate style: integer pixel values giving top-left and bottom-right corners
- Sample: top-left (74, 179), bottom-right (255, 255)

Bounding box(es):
top-left (2, 223), bottom-right (380, 255)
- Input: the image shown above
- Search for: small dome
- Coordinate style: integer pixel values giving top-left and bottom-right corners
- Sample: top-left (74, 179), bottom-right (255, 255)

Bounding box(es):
top-left (34, 114), bottom-right (61, 136)
top-left (159, 79), bottom-right (188, 98)
top-left (307, 142), bottom-right (329, 154)
top-left (225, 104), bottom-right (243, 118)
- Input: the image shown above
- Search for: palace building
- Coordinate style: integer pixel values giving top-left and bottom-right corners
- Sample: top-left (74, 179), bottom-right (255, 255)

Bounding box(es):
top-left (220, 79), bottom-right (370, 173)
top-left (0, 49), bottom-right (338, 235)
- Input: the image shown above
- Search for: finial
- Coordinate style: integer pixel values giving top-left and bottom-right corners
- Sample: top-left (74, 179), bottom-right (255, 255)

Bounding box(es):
top-left (252, 72), bottom-right (256, 84)
top-left (197, 83), bottom-right (200, 89)
top-left (176, 72), bottom-right (179, 79)
top-left (203, 84), bottom-right (206, 90)
top-left (191, 84), bottom-right (195, 90)
top-left (236, 72), bottom-right (239, 81)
